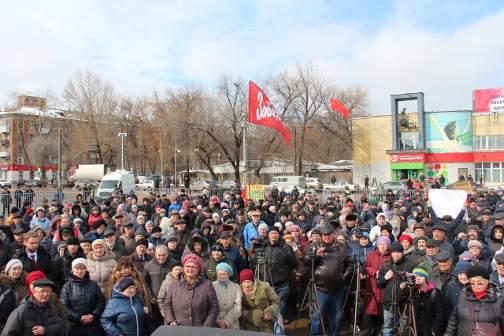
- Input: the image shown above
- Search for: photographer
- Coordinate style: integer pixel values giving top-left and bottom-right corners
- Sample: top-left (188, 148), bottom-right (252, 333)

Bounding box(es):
top-left (258, 226), bottom-right (297, 317)
top-left (377, 242), bottom-right (414, 336)
top-left (302, 224), bottom-right (353, 336)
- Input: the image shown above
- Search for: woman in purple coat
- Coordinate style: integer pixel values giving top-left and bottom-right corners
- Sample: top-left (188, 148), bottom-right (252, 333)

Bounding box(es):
top-left (163, 253), bottom-right (219, 327)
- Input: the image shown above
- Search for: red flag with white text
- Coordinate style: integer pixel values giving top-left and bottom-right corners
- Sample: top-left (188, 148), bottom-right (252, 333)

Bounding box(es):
top-left (330, 98), bottom-right (350, 118)
top-left (248, 81), bottom-right (291, 144)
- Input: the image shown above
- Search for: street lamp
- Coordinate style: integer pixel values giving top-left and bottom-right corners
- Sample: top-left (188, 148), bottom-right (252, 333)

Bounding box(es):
top-left (55, 111), bottom-right (65, 189)
top-left (174, 143), bottom-right (181, 188)
top-left (118, 133), bottom-right (127, 170)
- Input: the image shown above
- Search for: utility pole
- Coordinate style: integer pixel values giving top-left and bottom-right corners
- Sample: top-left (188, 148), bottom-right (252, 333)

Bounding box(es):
top-left (118, 132), bottom-right (127, 170)
top-left (235, 82), bottom-right (249, 187)
top-left (57, 124), bottom-right (62, 189)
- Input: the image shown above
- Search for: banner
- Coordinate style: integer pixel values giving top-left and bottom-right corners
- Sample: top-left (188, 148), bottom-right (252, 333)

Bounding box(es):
top-left (248, 81), bottom-right (291, 144)
top-left (425, 111), bottom-right (472, 153)
top-left (246, 184), bottom-right (266, 202)
top-left (473, 88), bottom-right (504, 113)
top-left (428, 189), bottom-right (467, 218)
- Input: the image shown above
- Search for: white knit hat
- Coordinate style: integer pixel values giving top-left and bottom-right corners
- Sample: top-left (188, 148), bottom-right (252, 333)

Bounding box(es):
top-left (71, 258), bottom-right (88, 269)
top-left (4, 259), bottom-right (22, 274)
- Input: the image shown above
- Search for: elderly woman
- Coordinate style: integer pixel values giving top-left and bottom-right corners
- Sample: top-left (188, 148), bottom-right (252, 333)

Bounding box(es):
top-left (0, 259), bottom-right (27, 305)
top-left (240, 269), bottom-right (280, 333)
top-left (60, 258), bottom-right (105, 335)
top-left (101, 277), bottom-right (146, 336)
top-left (445, 265), bottom-right (504, 336)
top-left (164, 253), bottom-right (219, 327)
top-left (157, 263), bottom-right (183, 319)
top-left (212, 263), bottom-right (242, 329)
top-left (87, 238), bottom-right (117, 292)
top-left (364, 236), bottom-right (391, 336)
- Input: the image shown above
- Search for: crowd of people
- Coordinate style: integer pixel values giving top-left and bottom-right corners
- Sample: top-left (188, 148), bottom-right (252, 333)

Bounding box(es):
top-left (0, 184), bottom-right (502, 335)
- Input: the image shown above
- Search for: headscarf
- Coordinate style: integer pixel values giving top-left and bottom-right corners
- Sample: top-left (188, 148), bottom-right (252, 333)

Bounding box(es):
top-left (182, 253), bottom-right (203, 271)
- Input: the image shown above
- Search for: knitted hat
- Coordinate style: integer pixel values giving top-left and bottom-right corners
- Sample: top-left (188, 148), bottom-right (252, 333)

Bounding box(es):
top-left (116, 277), bottom-right (136, 292)
top-left (239, 269), bottom-right (255, 283)
top-left (376, 236), bottom-right (391, 249)
top-left (399, 234), bottom-right (413, 245)
top-left (454, 260), bottom-right (472, 275)
top-left (182, 253), bottom-right (203, 271)
top-left (91, 239), bottom-right (106, 249)
top-left (71, 258), bottom-right (87, 269)
top-left (466, 265), bottom-right (490, 280)
top-left (468, 240), bottom-right (483, 250)
top-left (258, 223), bottom-right (268, 231)
top-left (412, 265), bottom-right (430, 281)
top-left (390, 242), bottom-right (404, 253)
top-left (288, 225), bottom-right (301, 233)
top-left (4, 259), bottom-right (22, 274)
top-left (216, 262), bottom-right (233, 276)
top-left (135, 238), bottom-right (148, 248)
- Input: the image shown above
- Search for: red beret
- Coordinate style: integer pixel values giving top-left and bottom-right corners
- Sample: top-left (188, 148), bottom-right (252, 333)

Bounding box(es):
top-left (399, 234), bottom-right (413, 245)
top-left (239, 269), bottom-right (255, 283)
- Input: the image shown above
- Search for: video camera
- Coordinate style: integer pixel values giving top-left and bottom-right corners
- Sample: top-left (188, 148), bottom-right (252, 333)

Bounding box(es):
top-left (394, 271), bottom-right (417, 286)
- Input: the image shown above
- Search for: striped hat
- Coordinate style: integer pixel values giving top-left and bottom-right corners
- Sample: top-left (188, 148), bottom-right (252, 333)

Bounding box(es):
top-left (412, 266), bottom-right (430, 281)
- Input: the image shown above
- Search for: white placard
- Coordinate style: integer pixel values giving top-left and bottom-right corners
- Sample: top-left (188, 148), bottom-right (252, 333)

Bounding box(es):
top-left (428, 189), bottom-right (467, 218)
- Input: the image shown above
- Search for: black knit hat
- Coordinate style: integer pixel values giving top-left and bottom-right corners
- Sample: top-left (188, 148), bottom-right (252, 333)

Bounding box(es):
top-left (135, 238), bottom-right (148, 248)
top-left (390, 242), bottom-right (404, 253)
top-left (67, 236), bottom-right (80, 246)
top-left (466, 265), bottom-right (490, 280)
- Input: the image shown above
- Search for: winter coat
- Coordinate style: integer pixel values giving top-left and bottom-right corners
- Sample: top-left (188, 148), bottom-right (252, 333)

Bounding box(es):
top-left (212, 280), bottom-right (242, 329)
top-left (364, 249), bottom-right (391, 315)
top-left (120, 233), bottom-right (135, 255)
top-left (445, 284), bottom-right (504, 336)
top-left (16, 246), bottom-right (53, 280)
top-left (243, 221), bottom-right (261, 251)
top-left (60, 273), bottom-right (105, 335)
top-left (377, 256), bottom-right (415, 310)
top-left (143, 258), bottom-right (176, 298)
top-left (241, 280), bottom-right (280, 333)
top-left (128, 251), bottom-right (153, 273)
top-left (100, 287), bottom-right (145, 336)
top-left (410, 284), bottom-right (444, 336)
top-left (87, 252), bottom-right (117, 292)
top-left (163, 274), bottom-right (219, 327)
top-left (262, 240), bottom-right (297, 286)
top-left (0, 283), bottom-right (16, 326)
top-left (157, 272), bottom-right (178, 318)
top-left (1, 296), bottom-right (64, 336)
top-left (302, 242), bottom-right (353, 293)
top-left (0, 240), bottom-right (13, 270)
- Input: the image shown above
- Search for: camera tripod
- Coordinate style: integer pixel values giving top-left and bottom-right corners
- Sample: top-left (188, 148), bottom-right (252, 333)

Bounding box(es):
top-left (294, 257), bottom-right (326, 336)
top-left (396, 284), bottom-right (417, 336)
top-left (342, 244), bottom-right (363, 335)
top-left (254, 251), bottom-right (273, 284)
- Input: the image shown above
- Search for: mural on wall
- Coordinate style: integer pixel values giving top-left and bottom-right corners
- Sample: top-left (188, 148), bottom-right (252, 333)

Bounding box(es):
top-left (427, 163), bottom-right (449, 183)
top-left (426, 111), bottom-right (472, 153)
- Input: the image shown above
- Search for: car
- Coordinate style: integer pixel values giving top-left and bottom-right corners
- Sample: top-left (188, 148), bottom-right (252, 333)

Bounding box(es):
top-left (75, 178), bottom-right (99, 190)
top-left (372, 181), bottom-right (406, 192)
top-left (306, 177), bottom-right (323, 190)
top-left (219, 179), bottom-right (240, 189)
top-left (323, 181), bottom-right (357, 191)
top-left (136, 179), bottom-right (155, 191)
top-left (0, 178), bottom-right (11, 189)
top-left (189, 180), bottom-right (211, 191)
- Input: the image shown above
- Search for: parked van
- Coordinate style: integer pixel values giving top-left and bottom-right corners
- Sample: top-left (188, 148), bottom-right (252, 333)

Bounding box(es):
top-left (268, 175), bottom-right (306, 193)
top-left (97, 170), bottom-right (135, 200)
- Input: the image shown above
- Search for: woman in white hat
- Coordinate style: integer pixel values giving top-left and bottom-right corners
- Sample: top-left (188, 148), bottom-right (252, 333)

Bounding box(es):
top-left (0, 258), bottom-right (27, 305)
top-left (60, 257), bottom-right (106, 335)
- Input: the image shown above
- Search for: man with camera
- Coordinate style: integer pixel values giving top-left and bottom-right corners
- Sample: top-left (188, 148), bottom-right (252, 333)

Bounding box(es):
top-left (259, 226), bottom-right (297, 317)
top-left (377, 242), bottom-right (415, 336)
top-left (302, 224), bottom-right (353, 336)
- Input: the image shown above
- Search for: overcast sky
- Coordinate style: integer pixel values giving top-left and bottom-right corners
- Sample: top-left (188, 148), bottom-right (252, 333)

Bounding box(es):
top-left (1, 0), bottom-right (503, 114)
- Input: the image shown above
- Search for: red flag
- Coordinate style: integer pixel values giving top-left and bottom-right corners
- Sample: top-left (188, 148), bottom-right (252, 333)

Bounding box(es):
top-left (240, 186), bottom-right (249, 207)
top-left (330, 98), bottom-right (350, 118)
top-left (249, 81), bottom-right (291, 144)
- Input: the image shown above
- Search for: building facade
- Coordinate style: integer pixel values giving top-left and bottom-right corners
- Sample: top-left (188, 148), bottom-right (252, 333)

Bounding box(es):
top-left (353, 89), bottom-right (504, 187)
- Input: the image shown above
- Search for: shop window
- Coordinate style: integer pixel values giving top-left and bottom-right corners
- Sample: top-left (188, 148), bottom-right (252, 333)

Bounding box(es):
top-left (489, 136), bottom-right (497, 150)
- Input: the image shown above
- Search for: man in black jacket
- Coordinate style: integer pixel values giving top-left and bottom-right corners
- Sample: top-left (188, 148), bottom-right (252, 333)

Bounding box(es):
top-left (377, 242), bottom-right (414, 336)
top-left (262, 226), bottom-right (297, 317)
top-left (2, 278), bottom-right (64, 335)
top-left (303, 224), bottom-right (353, 336)
top-left (15, 231), bottom-right (53, 280)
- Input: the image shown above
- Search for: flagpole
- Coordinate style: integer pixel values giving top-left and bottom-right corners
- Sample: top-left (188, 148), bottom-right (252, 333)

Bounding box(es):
top-left (237, 82), bottom-right (249, 187)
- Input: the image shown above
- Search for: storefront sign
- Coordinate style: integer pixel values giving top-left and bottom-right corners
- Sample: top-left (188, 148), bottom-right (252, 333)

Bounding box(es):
top-left (473, 88), bottom-right (504, 113)
top-left (390, 154), bottom-right (425, 163)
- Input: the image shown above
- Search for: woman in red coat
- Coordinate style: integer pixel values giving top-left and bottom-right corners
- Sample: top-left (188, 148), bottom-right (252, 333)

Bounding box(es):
top-left (364, 235), bottom-right (391, 336)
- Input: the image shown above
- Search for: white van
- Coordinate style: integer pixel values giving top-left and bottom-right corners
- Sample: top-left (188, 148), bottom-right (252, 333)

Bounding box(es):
top-left (268, 175), bottom-right (306, 193)
top-left (97, 170), bottom-right (135, 200)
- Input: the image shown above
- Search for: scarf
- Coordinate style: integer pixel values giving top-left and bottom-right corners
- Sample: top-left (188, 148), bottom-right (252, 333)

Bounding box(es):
top-left (472, 286), bottom-right (489, 300)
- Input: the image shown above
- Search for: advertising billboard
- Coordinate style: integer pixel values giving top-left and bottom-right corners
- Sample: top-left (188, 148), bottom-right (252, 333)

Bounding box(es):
top-left (473, 88), bottom-right (504, 113)
top-left (426, 111), bottom-right (472, 153)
